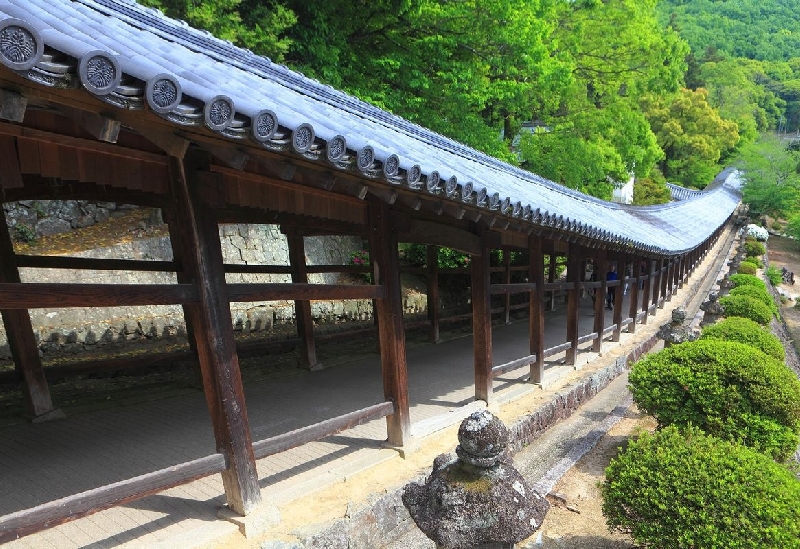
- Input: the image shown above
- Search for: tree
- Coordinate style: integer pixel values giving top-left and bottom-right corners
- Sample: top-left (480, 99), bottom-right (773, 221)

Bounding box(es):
top-left (699, 58), bottom-right (785, 143)
top-left (138, 0), bottom-right (297, 61)
top-left (632, 175), bottom-right (671, 205)
top-left (735, 133), bottom-right (800, 219)
top-left (643, 88), bottom-right (740, 187)
top-left (517, 0), bottom-right (686, 196)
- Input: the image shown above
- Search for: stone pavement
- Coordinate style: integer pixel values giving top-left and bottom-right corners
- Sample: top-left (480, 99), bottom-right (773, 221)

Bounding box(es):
top-left (0, 223), bottom-right (738, 549)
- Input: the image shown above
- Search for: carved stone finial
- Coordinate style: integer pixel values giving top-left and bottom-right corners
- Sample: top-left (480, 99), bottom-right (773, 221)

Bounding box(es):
top-left (700, 292), bottom-right (725, 327)
top-left (657, 306), bottom-right (698, 347)
top-left (402, 409), bottom-right (549, 549)
top-left (718, 275), bottom-right (735, 296)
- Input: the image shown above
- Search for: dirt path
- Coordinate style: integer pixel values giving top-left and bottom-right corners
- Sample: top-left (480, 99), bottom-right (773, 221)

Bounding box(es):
top-left (527, 409), bottom-right (656, 548)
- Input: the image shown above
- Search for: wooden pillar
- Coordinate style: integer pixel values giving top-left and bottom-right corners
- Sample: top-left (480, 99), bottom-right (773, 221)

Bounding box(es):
top-left (547, 252), bottom-right (557, 311)
top-left (287, 233), bottom-right (321, 370)
top-left (661, 258), bottom-right (672, 302)
top-left (627, 255), bottom-right (641, 334)
top-left (169, 154), bottom-right (260, 515)
top-left (592, 252), bottom-right (607, 353)
top-left (163, 209), bottom-right (199, 357)
top-left (471, 226), bottom-right (493, 402)
top-left (565, 244), bottom-right (582, 366)
top-left (503, 248), bottom-right (512, 324)
top-left (529, 236), bottom-right (545, 384)
top-left (611, 256), bottom-right (624, 342)
top-left (0, 208), bottom-right (62, 421)
top-left (652, 258), bottom-right (662, 310)
top-left (427, 245), bottom-right (440, 343)
top-left (679, 254), bottom-right (687, 287)
top-left (368, 198), bottom-right (411, 446)
top-left (641, 258), bottom-right (652, 324)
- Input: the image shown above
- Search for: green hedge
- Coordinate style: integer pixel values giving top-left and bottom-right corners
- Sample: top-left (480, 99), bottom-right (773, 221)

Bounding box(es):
top-left (737, 262), bottom-right (757, 275)
top-left (699, 317), bottom-right (784, 360)
top-left (603, 425), bottom-right (800, 549)
top-left (744, 240), bottom-right (766, 257)
top-left (729, 273), bottom-right (767, 291)
top-left (629, 340), bottom-right (800, 460)
top-left (728, 284), bottom-right (779, 318)
top-left (719, 294), bottom-right (773, 325)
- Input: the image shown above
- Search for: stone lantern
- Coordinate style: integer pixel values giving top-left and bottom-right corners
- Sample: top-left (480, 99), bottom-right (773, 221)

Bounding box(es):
top-left (718, 275), bottom-right (735, 296)
top-left (402, 409), bottom-right (549, 549)
top-left (699, 292), bottom-right (725, 326)
top-left (656, 307), bottom-right (698, 348)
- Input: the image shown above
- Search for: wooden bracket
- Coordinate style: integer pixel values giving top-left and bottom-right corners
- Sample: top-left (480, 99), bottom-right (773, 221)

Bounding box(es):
top-left (0, 89), bottom-right (27, 123)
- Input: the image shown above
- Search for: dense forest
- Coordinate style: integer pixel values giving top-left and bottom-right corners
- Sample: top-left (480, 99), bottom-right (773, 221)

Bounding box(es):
top-left (137, 0), bottom-right (800, 222)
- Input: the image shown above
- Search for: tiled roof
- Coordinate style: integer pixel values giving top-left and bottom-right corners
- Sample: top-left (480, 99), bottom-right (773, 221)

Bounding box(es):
top-left (0, 0), bottom-right (741, 255)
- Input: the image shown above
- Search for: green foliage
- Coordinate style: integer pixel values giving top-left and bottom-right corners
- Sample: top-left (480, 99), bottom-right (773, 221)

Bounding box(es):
top-left (632, 175), bottom-right (672, 205)
top-left (767, 264), bottom-right (785, 285)
top-left (736, 134), bottom-right (800, 219)
top-left (518, 0), bottom-right (685, 197)
top-left (349, 249), bottom-right (371, 283)
top-left (744, 240), bottom-right (766, 257)
top-left (787, 213), bottom-right (800, 240)
top-left (729, 273), bottom-right (768, 290)
top-left (399, 244), bottom-right (470, 270)
top-left (138, 0), bottom-right (296, 61)
top-left (657, 0), bottom-right (800, 62)
top-left (629, 339), bottom-right (800, 460)
top-left (741, 257), bottom-right (763, 269)
top-left (737, 262), bottom-right (757, 275)
top-left (719, 294), bottom-right (774, 324)
top-left (602, 425), bottom-right (800, 549)
top-left (642, 88), bottom-right (740, 188)
top-left (729, 284), bottom-right (779, 318)
top-left (699, 316), bottom-right (785, 360)
top-left (12, 223), bottom-right (36, 243)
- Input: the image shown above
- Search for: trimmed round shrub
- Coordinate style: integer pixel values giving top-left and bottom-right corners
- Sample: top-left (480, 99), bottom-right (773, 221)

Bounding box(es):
top-left (737, 262), bottom-right (757, 275)
top-left (603, 425), bottom-right (800, 549)
top-left (744, 240), bottom-right (766, 257)
top-left (719, 294), bottom-right (773, 325)
top-left (729, 284), bottom-right (779, 318)
top-left (729, 273), bottom-right (767, 290)
top-left (629, 339), bottom-right (800, 460)
top-left (699, 317), bottom-right (785, 360)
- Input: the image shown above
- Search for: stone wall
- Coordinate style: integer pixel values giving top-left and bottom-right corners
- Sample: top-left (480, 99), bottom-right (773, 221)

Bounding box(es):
top-left (0, 202), bottom-right (403, 358)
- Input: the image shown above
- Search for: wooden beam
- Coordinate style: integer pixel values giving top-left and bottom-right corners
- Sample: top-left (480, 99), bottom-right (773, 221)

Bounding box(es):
top-left (503, 249), bottom-right (512, 324)
top-left (565, 244), bottom-right (582, 366)
top-left (252, 401), bottom-right (394, 459)
top-left (227, 282), bottom-right (384, 302)
top-left (0, 89), bottom-right (27, 123)
top-left (529, 236), bottom-right (545, 384)
top-left (69, 109), bottom-right (121, 143)
top-left (0, 283), bottom-right (197, 309)
top-left (641, 259), bottom-right (653, 324)
top-left (0, 207), bottom-right (60, 421)
top-left (169, 153), bottom-right (261, 515)
top-left (0, 121), bottom-right (168, 164)
top-left (471, 225), bottom-right (493, 403)
top-left (368, 197), bottom-right (411, 447)
top-left (0, 135), bottom-right (23, 189)
top-left (401, 219), bottom-right (482, 255)
top-left (593, 252), bottom-right (608, 353)
top-left (287, 234), bottom-right (321, 370)
top-left (427, 245), bottom-right (440, 343)
top-left (0, 453), bottom-right (226, 544)
top-left (15, 255), bottom-right (178, 272)
top-left (612, 256), bottom-right (629, 342)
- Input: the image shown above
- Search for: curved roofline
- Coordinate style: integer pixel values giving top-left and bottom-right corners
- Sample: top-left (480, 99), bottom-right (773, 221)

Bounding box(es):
top-left (0, 0), bottom-right (741, 255)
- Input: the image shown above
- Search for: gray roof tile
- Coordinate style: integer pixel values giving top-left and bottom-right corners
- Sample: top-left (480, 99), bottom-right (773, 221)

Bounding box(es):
top-left (0, 0), bottom-right (741, 254)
